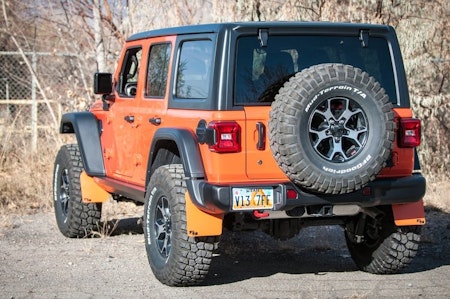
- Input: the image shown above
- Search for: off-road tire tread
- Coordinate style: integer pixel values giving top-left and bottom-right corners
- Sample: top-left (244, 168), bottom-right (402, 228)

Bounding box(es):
top-left (269, 63), bottom-right (394, 194)
top-left (362, 225), bottom-right (421, 274)
top-left (345, 214), bottom-right (421, 274)
top-left (54, 144), bottom-right (102, 238)
top-left (145, 164), bottom-right (219, 286)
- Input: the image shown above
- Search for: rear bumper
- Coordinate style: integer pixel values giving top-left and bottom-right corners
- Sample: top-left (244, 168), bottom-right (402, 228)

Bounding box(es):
top-left (186, 173), bottom-right (426, 214)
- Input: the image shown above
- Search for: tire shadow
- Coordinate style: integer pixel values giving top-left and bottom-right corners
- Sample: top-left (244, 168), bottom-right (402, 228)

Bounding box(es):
top-left (99, 217), bottom-right (143, 236)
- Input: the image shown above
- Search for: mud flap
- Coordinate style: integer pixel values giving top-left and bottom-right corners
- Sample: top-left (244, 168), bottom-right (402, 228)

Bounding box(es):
top-left (80, 171), bottom-right (111, 203)
top-left (185, 192), bottom-right (223, 237)
top-left (392, 200), bottom-right (426, 226)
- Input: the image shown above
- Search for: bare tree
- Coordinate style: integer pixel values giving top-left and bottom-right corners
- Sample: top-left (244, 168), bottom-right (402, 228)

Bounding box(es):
top-left (1, 0), bottom-right (58, 128)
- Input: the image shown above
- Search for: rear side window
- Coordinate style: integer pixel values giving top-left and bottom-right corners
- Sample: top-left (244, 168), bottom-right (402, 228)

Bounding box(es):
top-left (146, 43), bottom-right (172, 97)
top-left (235, 35), bottom-right (396, 105)
top-left (175, 40), bottom-right (213, 99)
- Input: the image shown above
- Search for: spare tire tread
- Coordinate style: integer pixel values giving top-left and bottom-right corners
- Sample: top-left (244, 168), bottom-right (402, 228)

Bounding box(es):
top-left (269, 63), bottom-right (394, 194)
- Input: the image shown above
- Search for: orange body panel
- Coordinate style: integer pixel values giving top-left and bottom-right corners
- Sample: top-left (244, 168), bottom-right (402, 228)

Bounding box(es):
top-left (92, 96), bottom-right (418, 188)
top-left (378, 108), bottom-right (415, 177)
top-left (165, 109), bottom-right (248, 183)
top-left (244, 106), bottom-right (287, 180)
top-left (92, 36), bottom-right (176, 187)
top-left (162, 108), bottom-right (288, 184)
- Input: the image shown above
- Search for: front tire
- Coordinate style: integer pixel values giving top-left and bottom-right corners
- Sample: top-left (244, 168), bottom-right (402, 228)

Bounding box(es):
top-left (345, 209), bottom-right (421, 274)
top-left (53, 144), bottom-right (102, 238)
top-left (144, 164), bottom-right (219, 286)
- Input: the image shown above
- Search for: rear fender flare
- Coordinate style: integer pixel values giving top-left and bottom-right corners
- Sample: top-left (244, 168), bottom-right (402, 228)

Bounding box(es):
top-left (147, 128), bottom-right (208, 209)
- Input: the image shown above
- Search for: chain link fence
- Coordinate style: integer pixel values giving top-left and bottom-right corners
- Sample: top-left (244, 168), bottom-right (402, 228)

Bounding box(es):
top-left (0, 51), bottom-right (94, 153)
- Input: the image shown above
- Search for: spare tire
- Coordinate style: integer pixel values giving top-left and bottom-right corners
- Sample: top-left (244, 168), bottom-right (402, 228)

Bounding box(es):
top-left (269, 63), bottom-right (394, 194)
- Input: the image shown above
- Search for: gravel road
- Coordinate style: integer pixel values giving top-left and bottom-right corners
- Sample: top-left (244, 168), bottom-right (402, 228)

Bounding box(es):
top-left (1, 208), bottom-right (449, 299)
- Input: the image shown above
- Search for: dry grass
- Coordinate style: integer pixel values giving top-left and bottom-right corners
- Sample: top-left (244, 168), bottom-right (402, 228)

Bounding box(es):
top-left (0, 137), bottom-right (57, 215)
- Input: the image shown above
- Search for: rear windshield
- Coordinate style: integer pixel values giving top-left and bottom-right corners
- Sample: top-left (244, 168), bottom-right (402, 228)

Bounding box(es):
top-left (234, 35), bottom-right (396, 105)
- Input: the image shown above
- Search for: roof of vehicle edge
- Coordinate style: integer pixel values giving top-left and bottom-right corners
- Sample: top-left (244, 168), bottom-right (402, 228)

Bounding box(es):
top-left (127, 21), bottom-right (394, 42)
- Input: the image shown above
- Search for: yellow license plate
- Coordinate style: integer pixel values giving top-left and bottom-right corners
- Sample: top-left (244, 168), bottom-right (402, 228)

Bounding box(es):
top-left (232, 188), bottom-right (274, 210)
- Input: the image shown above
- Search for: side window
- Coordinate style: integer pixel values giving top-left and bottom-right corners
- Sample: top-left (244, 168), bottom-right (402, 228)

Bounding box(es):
top-left (175, 40), bottom-right (213, 99)
top-left (117, 47), bottom-right (142, 97)
top-left (146, 43), bottom-right (172, 97)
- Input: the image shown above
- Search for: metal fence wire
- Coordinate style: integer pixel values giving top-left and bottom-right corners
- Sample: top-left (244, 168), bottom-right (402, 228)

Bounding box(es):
top-left (0, 51), bottom-right (93, 152)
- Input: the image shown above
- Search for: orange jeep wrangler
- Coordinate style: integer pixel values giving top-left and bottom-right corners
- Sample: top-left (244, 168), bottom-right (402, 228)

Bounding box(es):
top-left (53, 22), bottom-right (426, 286)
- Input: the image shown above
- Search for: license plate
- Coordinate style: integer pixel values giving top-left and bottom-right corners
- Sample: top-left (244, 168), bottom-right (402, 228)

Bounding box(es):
top-left (232, 188), bottom-right (274, 210)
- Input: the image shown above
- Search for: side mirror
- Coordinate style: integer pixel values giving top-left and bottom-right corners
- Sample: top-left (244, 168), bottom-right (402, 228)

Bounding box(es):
top-left (93, 73), bottom-right (112, 94)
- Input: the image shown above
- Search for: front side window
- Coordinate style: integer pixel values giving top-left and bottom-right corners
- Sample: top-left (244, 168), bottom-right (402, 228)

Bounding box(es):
top-left (117, 47), bottom-right (142, 97)
top-left (116, 47), bottom-right (142, 97)
top-left (146, 43), bottom-right (172, 97)
top-left (235, 35), bottom-right (396, 105)
top-left (175, 40), bottom-right (213, 99)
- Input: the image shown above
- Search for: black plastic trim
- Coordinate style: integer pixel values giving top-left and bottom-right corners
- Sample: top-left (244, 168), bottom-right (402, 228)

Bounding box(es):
top-left (60, 112), bottom-right (105, 177)
top-left (148, 128), bottom-right (205, 180)
top-left (188, 174), bottom-right (426, 214)
top-left (127, 22), bottom-right (391, 42)
top-left (95, 177), bottom-right (145, 203)
top-left (147, 128), bottom-right (210, 208)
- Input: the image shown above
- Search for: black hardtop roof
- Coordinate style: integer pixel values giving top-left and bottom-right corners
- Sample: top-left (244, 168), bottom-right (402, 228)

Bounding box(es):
top-left (126, 21), bottom-right (392, 42)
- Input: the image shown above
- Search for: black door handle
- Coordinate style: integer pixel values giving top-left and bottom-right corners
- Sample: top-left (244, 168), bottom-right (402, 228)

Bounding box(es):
top-left (124, 115), bottom-right (135, 123)
top-left (256, 122), bottom-right (265, 150)
top-left (149, 117), bottom-right (161, 126)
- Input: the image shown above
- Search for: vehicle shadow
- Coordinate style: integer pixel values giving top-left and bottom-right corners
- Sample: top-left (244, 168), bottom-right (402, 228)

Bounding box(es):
top-left (203, 226), bottom-right (358, 286)
top-left (202, 207), bottom-right (450, 285)
top-left (406, 207), bottom-right (450, 273)
top-left (100, 208), bottom-right (450, 285)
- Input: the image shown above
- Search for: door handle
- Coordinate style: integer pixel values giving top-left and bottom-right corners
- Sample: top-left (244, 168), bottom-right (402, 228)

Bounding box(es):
top-left (256, 122), bottom-right (265, 150)
top-left (149, 117), bottom-right (161, 126)
top-left (124, 115), bottom-right (135, 123)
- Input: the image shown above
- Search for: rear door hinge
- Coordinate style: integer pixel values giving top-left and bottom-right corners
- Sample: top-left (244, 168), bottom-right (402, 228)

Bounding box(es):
top-left (359, 30), bottom-right (369, 48)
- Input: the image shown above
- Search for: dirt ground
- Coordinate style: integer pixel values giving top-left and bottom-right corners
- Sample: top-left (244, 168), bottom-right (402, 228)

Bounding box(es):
top-left (1, 183), bottom-right (449, 298)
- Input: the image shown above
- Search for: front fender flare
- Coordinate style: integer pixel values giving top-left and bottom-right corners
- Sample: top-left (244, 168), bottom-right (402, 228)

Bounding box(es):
top-left (60, 112), bottom-right (105, 177)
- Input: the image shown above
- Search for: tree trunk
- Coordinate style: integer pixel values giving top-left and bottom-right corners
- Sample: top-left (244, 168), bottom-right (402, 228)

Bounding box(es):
top-left (92, 0), bottom-right (106, 72)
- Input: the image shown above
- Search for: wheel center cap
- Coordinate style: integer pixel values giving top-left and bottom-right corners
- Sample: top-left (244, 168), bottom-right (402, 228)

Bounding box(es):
top-left (164, 216), bottom-right (171, 231)
top-left (330, 124), bottom-right (345, 137)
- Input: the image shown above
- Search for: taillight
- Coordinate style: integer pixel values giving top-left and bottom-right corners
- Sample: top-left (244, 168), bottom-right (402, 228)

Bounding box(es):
top-left (208, 121), bottom-right (241, 153)
top-left (399, 118), bottom-right (421, 147)
top-left (286, 189), bottom-right (298, 200)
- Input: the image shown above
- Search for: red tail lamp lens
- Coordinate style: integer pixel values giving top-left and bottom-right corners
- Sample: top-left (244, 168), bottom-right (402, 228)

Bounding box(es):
top-left (208, 121), bottom-right (241, 153)
top-left (399, 118), bottom-right (421, 147)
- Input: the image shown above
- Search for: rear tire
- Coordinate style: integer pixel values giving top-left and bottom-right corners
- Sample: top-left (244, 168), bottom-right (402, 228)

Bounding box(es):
top-left (345, 209), bottom-right (421, 274)
top-left (144, 164), bottom-right (219, 286)
top-left (53, 144), bottom-right (102, 238)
